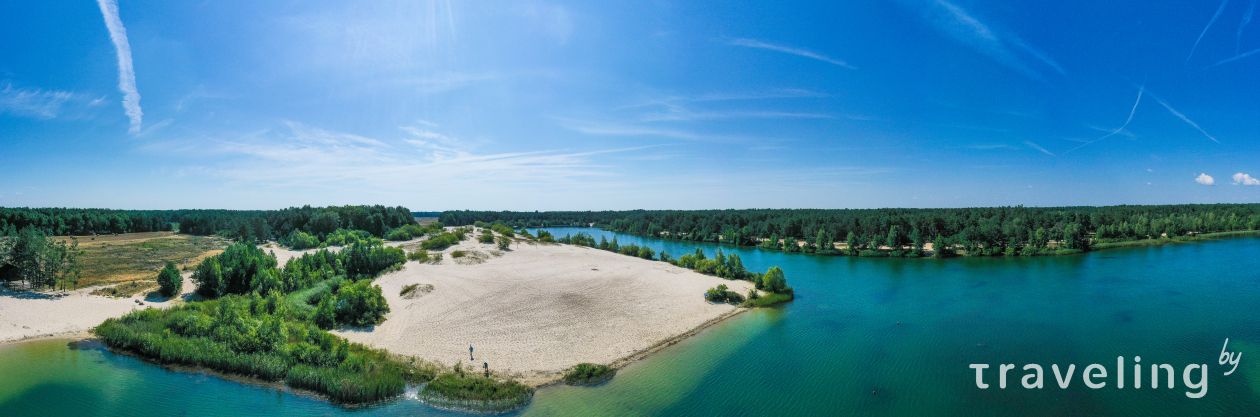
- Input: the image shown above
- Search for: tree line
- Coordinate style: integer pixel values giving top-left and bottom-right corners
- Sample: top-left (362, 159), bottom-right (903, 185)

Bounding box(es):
top-left (0, 205), bottom-right (415, 244)
top-left (441, 204), bottom-right (1260, 256)
top-left (0, 207), bottom-right (174, 236)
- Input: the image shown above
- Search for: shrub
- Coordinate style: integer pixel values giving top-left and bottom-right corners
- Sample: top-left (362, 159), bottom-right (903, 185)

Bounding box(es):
top-left (496, 235), bottom-right (512, 250)
top-left (157, 261), bottom-right (183, 298)
top-left (334, 280), bottom-right (390, 327)
top-left (563, 363), bottom-right (615, 385)
top-left (407, 248), bottom-right (430, 262)
top-left (706, 284), bottom-right (730, 302)
top-left (451, 251), bottom-right (466, 258)
top-left (421, 233), bottom-right (460, 250)
top-left (478, 232), bottom-right (495, 244)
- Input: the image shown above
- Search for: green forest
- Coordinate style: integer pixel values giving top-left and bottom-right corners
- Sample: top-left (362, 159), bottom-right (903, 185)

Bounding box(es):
top-left (0, 205), bottom-right (414, 244)
top-left (440, 204), bottom-right (1260, 257)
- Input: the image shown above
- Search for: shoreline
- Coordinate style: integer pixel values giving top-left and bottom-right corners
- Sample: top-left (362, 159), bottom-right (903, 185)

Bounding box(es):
top-left (547, 227), bottom-right (1260, 259)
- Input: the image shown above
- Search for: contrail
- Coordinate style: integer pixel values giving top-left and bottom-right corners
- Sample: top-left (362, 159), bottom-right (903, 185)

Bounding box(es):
top-left (1187, 0), bottom-right (1231, 63)
top-left (1065, 86), bottom-right (1143, 154)
top-left (1240, 0), bottom-right (1256, 54)
top-left (1023, 141), bottom-right (1054, 156)
top-left (729, 38), bottom-right (858, 70)
top-left (96, 0), bottom-right (142, 133)
top-left (1147, 90), bottom-right (1220, 143)
top-left (1207, 46), bottom-right (1260, 67)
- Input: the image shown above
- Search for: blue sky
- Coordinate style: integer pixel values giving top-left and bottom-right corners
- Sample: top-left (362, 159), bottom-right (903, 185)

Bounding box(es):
top-left (2, 0), bottom-right (1260, 210)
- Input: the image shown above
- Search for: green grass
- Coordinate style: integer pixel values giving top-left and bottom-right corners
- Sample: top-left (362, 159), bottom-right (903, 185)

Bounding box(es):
top-left (419, 372), bottom-right (533, 413)
top-left (743, 292), bottom-right (794, 307)
top-left (562, 363), bottom-right (615, 385)
top-left (285, 277), bottom-right (344, 313)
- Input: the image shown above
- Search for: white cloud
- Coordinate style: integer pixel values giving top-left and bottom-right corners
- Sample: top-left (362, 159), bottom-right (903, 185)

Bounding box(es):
top-left (1233, 172), bottom-right (1260, 185)
top-left (1196, 173), bottom-right (1216, 185)
top-left (96, 0), bottom-right (143, 133)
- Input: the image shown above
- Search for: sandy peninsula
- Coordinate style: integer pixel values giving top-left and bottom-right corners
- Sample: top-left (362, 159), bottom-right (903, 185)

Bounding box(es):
top-left (2, 230), bottom-right (754, 387)
top-left (0, 274), bottom-right (198, 344)
top-left (332, 233), bottom-right (753, 386)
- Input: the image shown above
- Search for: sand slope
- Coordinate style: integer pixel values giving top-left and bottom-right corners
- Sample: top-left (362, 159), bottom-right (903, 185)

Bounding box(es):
top-left (333, 237), bottom-right (752, 386)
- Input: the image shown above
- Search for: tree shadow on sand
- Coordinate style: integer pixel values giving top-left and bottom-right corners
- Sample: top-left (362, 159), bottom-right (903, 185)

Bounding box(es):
top-left (0, 283), bottom-right (71, 300)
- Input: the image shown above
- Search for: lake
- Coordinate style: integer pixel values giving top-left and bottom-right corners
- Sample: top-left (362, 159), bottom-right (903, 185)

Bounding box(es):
top-left (3, 228), bottom-right (1258, 416)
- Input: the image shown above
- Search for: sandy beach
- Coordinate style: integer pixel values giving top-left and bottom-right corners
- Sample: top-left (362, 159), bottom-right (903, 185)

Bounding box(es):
top-left (0, 274), bottom-right (197, 344)
top-left (332, 234), bottom-right (753, 386)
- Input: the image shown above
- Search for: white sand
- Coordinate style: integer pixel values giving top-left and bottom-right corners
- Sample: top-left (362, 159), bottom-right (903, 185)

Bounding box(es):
top-left (332, 235), bottom-right (753, 386)
top-left (0, 273), bottom-right (198, 343)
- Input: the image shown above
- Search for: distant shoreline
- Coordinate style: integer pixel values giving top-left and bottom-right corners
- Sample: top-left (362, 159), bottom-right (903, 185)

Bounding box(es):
top-left (537, 227), bottom-right (1260, 259)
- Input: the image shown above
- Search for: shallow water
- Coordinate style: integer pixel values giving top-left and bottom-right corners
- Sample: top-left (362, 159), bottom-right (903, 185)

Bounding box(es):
top-left (2, 229), bottom-right (1258, 416)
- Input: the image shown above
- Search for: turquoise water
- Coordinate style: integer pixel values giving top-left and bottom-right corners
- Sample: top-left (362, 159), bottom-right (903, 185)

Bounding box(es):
top-left (3, 228), bottom-right (1259, 416)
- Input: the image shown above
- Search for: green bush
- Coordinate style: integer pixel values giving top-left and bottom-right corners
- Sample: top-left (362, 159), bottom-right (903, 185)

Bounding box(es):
top-left (157, 261), bottom-right (183, 298)
top-left (451, 250), bottom-right (466, 258)
top-left (496, 235), bottom-right (512, 250)
top-left (478, 232), bottom-right (495, 244)
top-left (334, 279), bottom-right (390, 327)
top-left (286, 230), bottom-right (321, 249)
top-left (421, 233), bottom-right (460, 250)
top-left (563, 363), bottom-right (615, 385)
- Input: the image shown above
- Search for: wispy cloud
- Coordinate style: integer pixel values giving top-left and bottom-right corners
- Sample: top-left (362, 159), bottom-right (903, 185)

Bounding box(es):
top-left (729, 38), bottom-right (857, 70)
top-left (0, 84), bottom-right (101, 119)
top-left (96, 0), bottom-right (142, 133)
top-left (399, 126), bottom-right (459, 145)
top-left (903, 0), bottom-right (1064, 82)
top-left (1023, 141), bottom-right (1054, 155)
top-left (1066, 86), bottom-right (1143, 154)
top-left (691, 89), bottom-right (831, 102)
top-left (1233, 172), bottom-right (1260, 185)
top-left (1187, 0), bottom-right (1231, 63)
top-left (562, 121), bottom-right (706, 140)
top-left (1145, 90), bottom-right (1220, 143)
top-left (639, 110), bottom-right (836, 122)
top-left (168, 121), bottom-right (658, 193)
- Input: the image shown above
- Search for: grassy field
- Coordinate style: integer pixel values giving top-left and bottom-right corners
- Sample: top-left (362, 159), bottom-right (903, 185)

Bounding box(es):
top-left (74, 234), bottom-right (229, 287)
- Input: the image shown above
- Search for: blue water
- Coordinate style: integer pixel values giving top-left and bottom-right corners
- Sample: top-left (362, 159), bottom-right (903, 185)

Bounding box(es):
top-left (2, 228), bottom-right (1259, 416)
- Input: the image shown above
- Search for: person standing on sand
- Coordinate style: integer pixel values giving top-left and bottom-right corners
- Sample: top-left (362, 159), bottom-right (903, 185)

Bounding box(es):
top-left (470, 344), bottom-right (474, 360)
